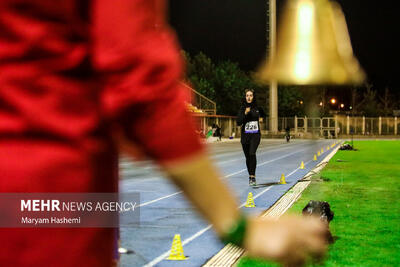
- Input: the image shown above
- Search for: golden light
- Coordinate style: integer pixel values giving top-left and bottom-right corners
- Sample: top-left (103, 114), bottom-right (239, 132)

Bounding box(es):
top-left (330, 98), bottom-right (336, 104)
top-left (256, 0), bottom-right (366, 85)
top-left (340, 103), bottom-right (344, 108)
top-left (294, 2), bottom-right (314, 82)
top-left (319, 101), bottom-right (323, 106)
top-left (300, 100), bottom-right (304, 105)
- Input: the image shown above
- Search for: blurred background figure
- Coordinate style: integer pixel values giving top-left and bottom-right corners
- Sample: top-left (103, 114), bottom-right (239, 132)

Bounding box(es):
top-left (212, 123), bottom-right (222, 141)
top-left (285, 126), bottom-right (291, 142)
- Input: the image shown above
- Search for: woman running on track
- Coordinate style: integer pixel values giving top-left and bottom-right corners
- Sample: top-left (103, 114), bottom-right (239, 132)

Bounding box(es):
top-left (237, 89), bottom-right (265, 186)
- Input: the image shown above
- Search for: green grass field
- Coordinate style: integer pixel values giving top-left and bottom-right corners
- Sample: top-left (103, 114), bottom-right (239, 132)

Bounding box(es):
top-left (238, 140), bottom-right (400, 267)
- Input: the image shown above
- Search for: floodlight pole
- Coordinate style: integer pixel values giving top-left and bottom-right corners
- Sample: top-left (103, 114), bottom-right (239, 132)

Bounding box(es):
top-left (268, 0), bottom-right (278, 134)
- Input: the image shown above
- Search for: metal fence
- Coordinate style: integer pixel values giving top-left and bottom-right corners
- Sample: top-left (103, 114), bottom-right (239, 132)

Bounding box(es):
top-left (192, 114), bottom-right (238, 137)
top-left (191, 114), bottom-right (400, 138)
top-left (334, 116), bottom-right (400, 136)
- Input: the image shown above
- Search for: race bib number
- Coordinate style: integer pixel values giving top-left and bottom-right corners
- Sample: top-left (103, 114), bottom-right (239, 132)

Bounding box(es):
top-left (244, 121), bottom-right (259, 133)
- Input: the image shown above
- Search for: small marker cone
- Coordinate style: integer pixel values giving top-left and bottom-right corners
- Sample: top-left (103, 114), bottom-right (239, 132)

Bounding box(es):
top-left (313, 154), bottom-right (317, 161)
top-left (245, 192), bottom-right (256, 207)
top-left (279, 173), bottom-right (287, 184)
top-left (321, 148), bottom-right (324, 153)
top-left (327, 145), bottom-right (330, 150)
top-left (166, 234), bottom-right (188, 260)
top-left (317, 151), bottom-right (321, 156)
top-left (300, 161), bottom-right (305, 169)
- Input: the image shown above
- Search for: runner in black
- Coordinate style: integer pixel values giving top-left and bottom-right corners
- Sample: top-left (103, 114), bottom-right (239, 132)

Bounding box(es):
top-left (237, 89), bottom-right (265, 186)
top-left (285, 126), bottom-right (291, 142)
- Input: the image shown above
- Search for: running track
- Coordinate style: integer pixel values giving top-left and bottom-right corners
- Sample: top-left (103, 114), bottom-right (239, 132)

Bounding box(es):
top-left (119, 139), bottom-right (337, 267)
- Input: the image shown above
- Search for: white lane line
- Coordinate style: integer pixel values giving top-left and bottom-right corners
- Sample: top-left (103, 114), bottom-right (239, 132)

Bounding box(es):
top-left (238, 186), bottom-right (273, 208)
top-left (124, 141), bottom-right (324, 206)
top-left (144, 186), bottom-right (274, 267)
top-left (122, 142), bottom-right (302, 173)
top-left (127, 190), bottom-right (157, 193)
top-left (120, 142), bottom-right (306, 178)
top-left (119, 162), bottom-right (154, 169)
top-left (284, 157), bottom-right (315, 178)
top-left (121, 177), bottom-right (163, 186)
top-left (121, 168), bottom-right (159, 175)
top-left (143, 225), bottom-right (213, 267)
top-left (208, 142), bottom-right (292, 160)
top-left (224, 148), bottom-right (307, 178)
top-left (136, 148), bottom-right (308, 208)
top-left (216, 142), bottom-right (305, 165)
top-left (138, 191), bottom-right (182, 208)
top-left (143, 154), bottom-right (319, 266)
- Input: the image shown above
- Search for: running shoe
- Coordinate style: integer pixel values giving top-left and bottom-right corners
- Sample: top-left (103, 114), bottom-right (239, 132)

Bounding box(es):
top-left (249, 177), bottom-right (257, 186)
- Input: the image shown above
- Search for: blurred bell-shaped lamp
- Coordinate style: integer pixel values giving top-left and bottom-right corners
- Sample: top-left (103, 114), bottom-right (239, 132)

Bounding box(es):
top-left (257, 0), bottom-right (366, 85)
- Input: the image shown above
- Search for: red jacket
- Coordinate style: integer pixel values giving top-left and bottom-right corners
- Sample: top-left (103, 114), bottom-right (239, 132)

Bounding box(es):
top-left (0, 1), bottom-right (203, 266)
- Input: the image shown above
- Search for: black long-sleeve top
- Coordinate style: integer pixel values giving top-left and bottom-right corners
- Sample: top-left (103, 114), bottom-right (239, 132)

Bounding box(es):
top-left (237, 105), bottom-right (266, 135)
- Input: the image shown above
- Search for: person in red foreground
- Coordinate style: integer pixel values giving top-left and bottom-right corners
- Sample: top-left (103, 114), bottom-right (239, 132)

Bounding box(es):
top-left (0, 1), bottom-right (329, 266)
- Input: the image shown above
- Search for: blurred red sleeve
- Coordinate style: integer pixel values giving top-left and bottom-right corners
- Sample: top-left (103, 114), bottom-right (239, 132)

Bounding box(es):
top-left (92, 0), bottom-right (203, 164)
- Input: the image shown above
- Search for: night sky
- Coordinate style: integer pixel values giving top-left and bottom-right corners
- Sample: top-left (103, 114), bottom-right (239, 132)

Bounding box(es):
top-left (169, 0), bottom-right (400, 91)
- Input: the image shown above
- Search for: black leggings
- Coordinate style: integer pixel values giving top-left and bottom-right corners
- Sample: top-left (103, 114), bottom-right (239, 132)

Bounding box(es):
top-left (241, 135), bottom-right (261, 176)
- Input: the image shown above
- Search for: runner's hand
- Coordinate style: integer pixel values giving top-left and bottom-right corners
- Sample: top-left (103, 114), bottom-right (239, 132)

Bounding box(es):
top-left (245, 108), bottom-right (251, 115)
top-left (244, 215), bottom-right (329, 266)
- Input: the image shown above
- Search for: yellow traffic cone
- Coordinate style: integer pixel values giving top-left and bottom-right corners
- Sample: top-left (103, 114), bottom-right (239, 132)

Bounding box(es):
top-left (313, 154), bottom-right (317, 161)
top-left (321, 148), bottom-right (324, 153)
top-left (300, 161), bottom-right (305, 169)
top-left (245, 192), bottom-right (256, 207)
top-left (317, 151), bottom-right (321, 156)
top-left (166, 234), bottom-right (188, 260)
top-left (279, 173), bottom-right (287, 184)
top-left (327, 145), bottom-right (330, 150)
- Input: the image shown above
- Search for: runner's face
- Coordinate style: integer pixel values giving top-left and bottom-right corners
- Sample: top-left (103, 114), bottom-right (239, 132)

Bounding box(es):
top-left (246, 91), bottom-right (253, 104)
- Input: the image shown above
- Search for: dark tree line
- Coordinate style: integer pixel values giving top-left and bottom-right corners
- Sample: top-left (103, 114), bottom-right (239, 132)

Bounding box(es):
top-left (182, 51), bottom-right (305, 117)
top-left (350, 84), bottom-right (399, 117)
top-left (182, 51), bottom-right (399, 117)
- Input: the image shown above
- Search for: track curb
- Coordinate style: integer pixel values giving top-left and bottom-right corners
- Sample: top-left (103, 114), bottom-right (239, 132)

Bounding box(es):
top-left (203, 141), bottom-right (343, 267)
